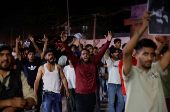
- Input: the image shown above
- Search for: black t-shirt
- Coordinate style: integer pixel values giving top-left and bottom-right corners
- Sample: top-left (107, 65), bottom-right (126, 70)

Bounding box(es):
top-left (19, 57), bottom-right (42, 88)
top-left (14, 58), bottom-right (24, 71)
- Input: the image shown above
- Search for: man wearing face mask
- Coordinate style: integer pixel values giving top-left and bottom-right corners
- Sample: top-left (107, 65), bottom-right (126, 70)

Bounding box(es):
top-left (61, 31), bottom-right (112, 112)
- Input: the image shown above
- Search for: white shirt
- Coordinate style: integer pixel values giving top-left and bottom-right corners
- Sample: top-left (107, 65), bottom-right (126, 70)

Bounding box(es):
top-left (63, 65), bottom-right (76, 89)
top-left (42, 64), bottom-right (60, 93)
top-left (58, 55), bottom-right (67, 66)
top-left (12, 52), bottom-right (17, 59)
top-left (106, 57), bottom-right (121, 84)
top-left (122, 62), bottom-right (168, 112)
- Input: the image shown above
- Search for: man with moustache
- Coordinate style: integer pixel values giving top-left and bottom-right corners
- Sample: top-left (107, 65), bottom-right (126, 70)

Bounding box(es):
top-left (105, 46), bottom-right (124, 112)
top-left (61, 31), bottom-right (112, 112)
top-left (34, 48), bottom-right (70, 112)
top-left (123, 11), bottom-right (169, 112)
top-left (0, 43), bottom-right (36, 112)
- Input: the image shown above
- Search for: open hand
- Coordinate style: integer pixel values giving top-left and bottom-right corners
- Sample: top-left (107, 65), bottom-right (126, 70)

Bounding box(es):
top-left (104, 31), bottom-right (112, 42)
top-left (142, 11), bottom-right (152, 28)
top-left (28, 35), bottom-right (34, 42)
top-left (155, 37), bottom-right (163, 43)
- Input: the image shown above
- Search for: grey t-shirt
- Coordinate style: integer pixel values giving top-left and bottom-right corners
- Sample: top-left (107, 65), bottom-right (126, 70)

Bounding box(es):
top-left (122, 62), bottom-right (168, 112)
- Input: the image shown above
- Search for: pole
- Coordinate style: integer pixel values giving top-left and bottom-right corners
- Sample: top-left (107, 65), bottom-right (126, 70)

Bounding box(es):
top-left (67, 0), bottom-right (70, 36)
top-left (92, 14), bottom-right (99, 41)
top-left (11, 28), bottom-right (13, 47)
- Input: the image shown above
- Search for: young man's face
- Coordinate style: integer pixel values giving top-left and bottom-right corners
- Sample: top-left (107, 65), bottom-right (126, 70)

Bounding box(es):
top-left (12, 47), bottom-right (15, 52)
top-left (45, 52), bottom-right (55, 64)
top-left (111, 50), bottom-right (119, 59)
top-left (27, 52), bottom-right (35, 61)
top-left (115, 41), bottom-right (121, 49)
top-left (93, 48), bottom-right (98, 55)
top-left (0, 50), bottom-right (12, 70)
top-left (71, 46), bottom-right (76, 52)
top-left (80, 50), bottom-right (90, 63)
top-left (87, 46), bottom-right (93, 55)
top-left (136, 47), bottom-right (155, 69)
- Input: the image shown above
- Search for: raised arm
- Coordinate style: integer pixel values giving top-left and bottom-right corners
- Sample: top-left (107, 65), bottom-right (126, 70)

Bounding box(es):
top-left (104, 45), bottom-right (110, 60)
top-left (159, 39), bottom-right (170, 71)
top-left (41, 36), bottom-right (48, 60)
top-left (29, 35), bottom-right (42, 54)
top-left (78, 38), bottom-right (83, 51)
top-left (93, 31), bottom-right (112, 64)
top-left (155, 38), bottom-right (168, 61)
top-left (34, 66), bottom-right (43, 98)
top-left (16, 36), bottom-right (21, 60)
top-left (61, 31), bottom-right (79, 66)
top-left (93, 39), bottom-right (100, 47)
top-left (61, 37), bottom-right (76, 53)
top-left (123, 11), bottom-right (151, 76)
top-left (58, 65), bottom-right (70, 98)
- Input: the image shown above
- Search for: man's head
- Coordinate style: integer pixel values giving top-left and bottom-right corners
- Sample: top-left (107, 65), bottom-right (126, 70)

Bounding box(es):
top-left (135, 39), bottom-right (157, 69)
top-left (24, 47), bottom-right (29, 56)
top-left (0, 43), bottom-right (12, 71)
top-left (114, 39), bottom-right (121, 49)
top-left (12, 45), bottom-right (15, 52)
top-left (122, 43), bottom-right (127, 50)
top-left (110, 46), bottom-right (120, 60)
top-left (44, 48), bottom-right (55, 64)
top-left (85, 44), bottom-right (93, 55)
top-left (93, 47), bottom-right (98, 55)
top-left (80, 48), bottom-right (90, 63)
top-left (70, 44), bottom-right (77, 52)
top-left (27, 49), bottom-right (35, 62)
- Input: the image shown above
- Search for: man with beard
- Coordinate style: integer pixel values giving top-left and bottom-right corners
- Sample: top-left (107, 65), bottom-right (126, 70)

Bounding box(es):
top-left (123, 11), bottom-right (170, 112)
top-left (16, 36), bottom-right (48, 112)
top-left (0, 43), bottom-right (37, 112)
top-left (105, 47), bottom-right (124, 112)
top-left (34, 48), bottom-right (70, 112)
top-left (61, 31), bottom-right (112, 112)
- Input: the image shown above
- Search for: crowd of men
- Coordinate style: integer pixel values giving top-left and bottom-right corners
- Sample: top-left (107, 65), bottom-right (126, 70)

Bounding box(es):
top-left (0, 11), bottom-right (170, 112)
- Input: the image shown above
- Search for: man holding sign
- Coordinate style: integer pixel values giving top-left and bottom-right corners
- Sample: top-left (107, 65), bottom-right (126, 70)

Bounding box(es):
top-left (123, 11), bottom-right (169, 112)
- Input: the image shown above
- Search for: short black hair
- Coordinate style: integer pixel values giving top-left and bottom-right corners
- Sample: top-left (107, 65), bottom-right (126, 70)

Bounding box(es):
top-left (110, 46), bottom-right (120, 54)
top-left (122, 43), bottom-right (127, 49)
top-left (85, 44), bottom-right (93, 49)
top-left (12, 45), bottom-right (15, 49)
top-left (135, 39), bottom-right (157, 53)
top-left (114, 39), bottom-right (121, 44)
top-left (94, 47), bottom-right (98, 50)
top-left (101, 44), bottom-right (105, 48)
top-left (81, 48), bottom-right (90, 54)
top-left (27, 49), bottom-right (35, 55)
top-left (70, 44), bottom-right (77, 49)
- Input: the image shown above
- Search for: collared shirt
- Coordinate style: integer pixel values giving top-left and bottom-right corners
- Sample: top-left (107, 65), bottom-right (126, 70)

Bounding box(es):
top-left (0, 71), bottom-right (37, 104)
top-left (122, 61), bottom-right (168, 112)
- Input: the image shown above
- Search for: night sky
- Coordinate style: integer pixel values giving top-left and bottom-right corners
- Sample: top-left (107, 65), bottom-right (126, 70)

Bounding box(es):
top-left (0, 0), bottom-right (147, 42)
